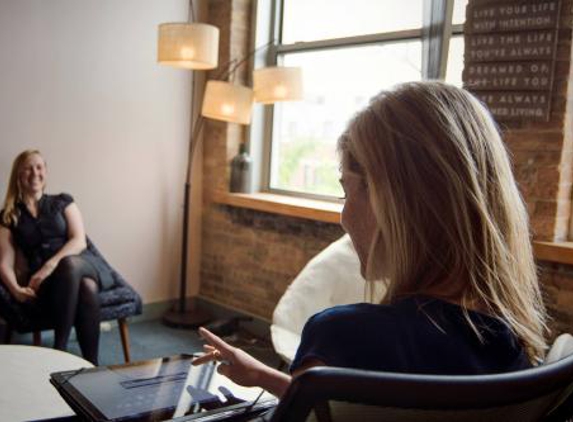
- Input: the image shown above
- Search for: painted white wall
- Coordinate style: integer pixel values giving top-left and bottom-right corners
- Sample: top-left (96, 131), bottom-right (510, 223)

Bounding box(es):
top-left (0, 0), bottom-right (193, 304)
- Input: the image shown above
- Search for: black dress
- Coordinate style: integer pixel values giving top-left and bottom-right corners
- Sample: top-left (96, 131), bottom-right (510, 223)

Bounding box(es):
top-left (1, 193), bottom-right (115, 290)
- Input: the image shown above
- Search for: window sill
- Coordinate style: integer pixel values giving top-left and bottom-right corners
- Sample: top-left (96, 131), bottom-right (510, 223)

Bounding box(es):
top-left (209, 191), bottom-right (342, 224)
top-left (209, 193), bottom-right (573, 265)
top-left (533, 241), bottom-right (573, 266)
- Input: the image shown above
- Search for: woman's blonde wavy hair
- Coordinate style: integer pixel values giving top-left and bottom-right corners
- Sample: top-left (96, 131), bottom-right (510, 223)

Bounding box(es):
top-left (2, 149), bottom-right (43, 227)
top-left (338, 81), bottom-right (547, 362)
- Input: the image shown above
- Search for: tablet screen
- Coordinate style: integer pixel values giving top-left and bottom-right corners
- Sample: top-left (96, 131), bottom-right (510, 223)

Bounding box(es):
top-left (51, 354), bottom-right (275, 421)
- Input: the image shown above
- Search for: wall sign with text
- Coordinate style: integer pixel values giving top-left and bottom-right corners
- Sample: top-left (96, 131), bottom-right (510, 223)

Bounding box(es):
top-left (464, 0), bottom-right (561, 121)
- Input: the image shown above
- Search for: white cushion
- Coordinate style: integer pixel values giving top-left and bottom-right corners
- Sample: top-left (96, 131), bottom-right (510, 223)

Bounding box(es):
top-left (545, 333), bottom-right (573, 364)
top-left (270, 325), bottom-right (301, 364)
top-left (271, 234), bottom-right (384, 363)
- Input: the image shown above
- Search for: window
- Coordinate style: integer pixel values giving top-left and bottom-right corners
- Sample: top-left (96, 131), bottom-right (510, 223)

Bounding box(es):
top-left (253, 0), bottom-right (467, 200)
top-left (445, 0), bottom-right (467, 86)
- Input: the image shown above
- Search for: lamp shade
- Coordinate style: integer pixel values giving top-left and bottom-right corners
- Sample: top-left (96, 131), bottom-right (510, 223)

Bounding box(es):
top-left (201, 81), bottom-right (254, 125)
top-left (253, 66), bottom-right (303, 104)
top-left (157, 23), bottom-right (219, 70)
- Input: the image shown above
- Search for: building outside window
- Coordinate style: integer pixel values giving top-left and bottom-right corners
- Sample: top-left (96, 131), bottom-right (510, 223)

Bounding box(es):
top-left (252, 0), bottom-right (467, 200)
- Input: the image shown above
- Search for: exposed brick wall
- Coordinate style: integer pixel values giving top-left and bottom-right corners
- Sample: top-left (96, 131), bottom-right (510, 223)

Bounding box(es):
top-left (493, 0), bottom-right (573, 241)
top-left (464, 0), bottom-right (573, 337)
top-left (200, 0), bottom-right (344, 321)
top-left (203, 0), bottom-right (250, 194)
top-left (520, 0), bottom-right (573, 338)
top-left (540, 262), bottom-right (573, 340)
top-left (201, 205), bottom-right (343, 319)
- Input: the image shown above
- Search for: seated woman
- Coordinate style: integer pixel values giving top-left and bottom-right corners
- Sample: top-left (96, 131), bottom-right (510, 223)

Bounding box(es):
top-left (0, 149), bottom-right (116, 364)
top-left (192, 81), bottom-right (548, 398)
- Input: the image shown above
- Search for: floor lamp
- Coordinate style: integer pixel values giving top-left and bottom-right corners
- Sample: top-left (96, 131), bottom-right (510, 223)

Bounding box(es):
top-left (157, 18), bottom-right (302, 329)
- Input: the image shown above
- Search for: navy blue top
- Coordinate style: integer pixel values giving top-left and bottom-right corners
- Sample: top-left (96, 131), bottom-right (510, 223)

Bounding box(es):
top-left (290, 296), bottom-right (531, 375)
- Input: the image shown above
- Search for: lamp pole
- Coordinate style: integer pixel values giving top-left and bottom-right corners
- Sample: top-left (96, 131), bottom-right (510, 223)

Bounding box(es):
top-left (163, 109), bottom-right (209, 328)
top-left (157, 1), bottom-right (299, 328)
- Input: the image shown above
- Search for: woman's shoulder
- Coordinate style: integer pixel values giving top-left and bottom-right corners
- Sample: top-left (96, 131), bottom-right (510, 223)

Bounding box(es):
top-left (40, 193), bottom-right (75, 216)
top-left (292, 302), bottom-right (411, 372)
top-left (43, 193), bottom-right (74, 207)
top-left (311, 296), bottom-right (437, 319)
top-left (47, 192), bottom-right (74, 202)
top-left (306, 296), bottom-right (486, 330)
top-left (307, 302), bottom-right (402, 330)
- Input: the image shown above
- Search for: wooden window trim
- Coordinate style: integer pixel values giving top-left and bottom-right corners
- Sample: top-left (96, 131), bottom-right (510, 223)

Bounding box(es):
top-left (212, 193), bottom-right (573, 265)
top-left (533, 241), bottom-right (573, 266)
top-left (210, 192), bottom-right (342, 224)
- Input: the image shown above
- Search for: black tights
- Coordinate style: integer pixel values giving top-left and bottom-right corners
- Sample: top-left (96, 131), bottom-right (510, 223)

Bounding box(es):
top-left (39, 256), bottom-right (101, 365)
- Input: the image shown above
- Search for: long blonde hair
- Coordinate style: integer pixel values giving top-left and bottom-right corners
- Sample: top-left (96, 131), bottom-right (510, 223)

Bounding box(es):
top-left (339, 81), bottom-right (547, 362)
top-left (2, 149), bottom-right (43, 227)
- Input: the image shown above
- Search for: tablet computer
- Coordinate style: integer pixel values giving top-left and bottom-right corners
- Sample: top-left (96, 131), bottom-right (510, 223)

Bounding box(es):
top-left (50, 354), bottom-right (277, 422)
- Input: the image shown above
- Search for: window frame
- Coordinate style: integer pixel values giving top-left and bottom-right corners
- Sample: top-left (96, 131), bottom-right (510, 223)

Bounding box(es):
top-left (249, 0), bottom-right (465, 202)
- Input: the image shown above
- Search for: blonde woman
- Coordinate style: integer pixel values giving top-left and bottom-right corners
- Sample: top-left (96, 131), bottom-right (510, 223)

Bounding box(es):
top-left (0, 150), bottom-right (115, 364)
top-left (192, 82), bottom-right (547, 398)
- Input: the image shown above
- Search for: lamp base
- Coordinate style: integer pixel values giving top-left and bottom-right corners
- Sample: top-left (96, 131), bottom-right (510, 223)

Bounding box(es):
top-left (162, 300), bottom-right (212, 329)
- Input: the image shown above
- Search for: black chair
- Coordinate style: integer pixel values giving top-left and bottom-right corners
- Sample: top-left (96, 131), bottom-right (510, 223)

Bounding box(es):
top-left (0, 240), bottom-right (142, 363)
top-left (270, 355), bottom-right (573, 422)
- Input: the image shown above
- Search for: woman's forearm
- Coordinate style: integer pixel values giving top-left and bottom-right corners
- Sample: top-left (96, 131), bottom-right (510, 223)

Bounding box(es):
top-left (195, 327), bottom-right (293, 398)
top-left (0, 227), bottom-right (21, 294)
top-left (46, 236), bottom-right (87, 268)
top-left (0, 264), bottom-right (22, 295)
top-left (257, 366), bottom-right (292, 398)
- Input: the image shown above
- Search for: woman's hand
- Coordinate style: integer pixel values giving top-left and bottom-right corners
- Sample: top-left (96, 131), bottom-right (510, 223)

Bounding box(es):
top-left (192, 327), bottom-right (269, 388)
top-left (12, 285), bottom-right (36, 303)
top-left (29, 261), bottom-right (56, 291)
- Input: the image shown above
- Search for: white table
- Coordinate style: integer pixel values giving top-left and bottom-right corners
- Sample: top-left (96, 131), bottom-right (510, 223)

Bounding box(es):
top-left (0, 345), bottom-right (93, 421)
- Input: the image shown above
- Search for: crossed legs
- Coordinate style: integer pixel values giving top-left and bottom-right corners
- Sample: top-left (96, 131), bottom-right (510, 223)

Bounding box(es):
top-left (40, 256), bottom-right (101, 365)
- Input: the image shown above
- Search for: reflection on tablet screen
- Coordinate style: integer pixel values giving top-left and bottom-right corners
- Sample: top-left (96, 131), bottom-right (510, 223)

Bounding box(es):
top-left (63, 355), bottom-right (255, 421)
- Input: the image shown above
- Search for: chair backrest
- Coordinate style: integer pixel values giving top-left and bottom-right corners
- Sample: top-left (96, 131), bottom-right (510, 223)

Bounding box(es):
top-left (270, 356), bottom-right (573, 422)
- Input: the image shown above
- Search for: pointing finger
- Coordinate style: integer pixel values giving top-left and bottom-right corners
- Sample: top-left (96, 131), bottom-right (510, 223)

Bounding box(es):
top-left (199, 327), bottom-right (232, 352)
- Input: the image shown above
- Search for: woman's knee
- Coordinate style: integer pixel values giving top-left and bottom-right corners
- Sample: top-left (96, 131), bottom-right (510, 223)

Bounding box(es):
top-left (78, 277), bottom-right (100, 305)
top-left (54, 255), bottom-right (84, 276)
top-left (80, 277), bottom-right (99, 294)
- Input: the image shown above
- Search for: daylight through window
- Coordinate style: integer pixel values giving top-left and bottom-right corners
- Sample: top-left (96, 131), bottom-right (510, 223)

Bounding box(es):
top-left (257, 0), bottom-right (467, 199)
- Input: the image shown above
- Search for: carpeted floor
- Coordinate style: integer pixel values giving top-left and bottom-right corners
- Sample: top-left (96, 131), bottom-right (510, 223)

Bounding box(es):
top-left (13, 319), bottom-right (282, 368)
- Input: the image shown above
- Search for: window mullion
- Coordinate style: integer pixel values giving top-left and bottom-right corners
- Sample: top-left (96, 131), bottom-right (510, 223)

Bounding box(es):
top-left (451, 23), bottom-right (464, 35)
top-left (440, 0), bottom-right (455, 79)
top-left (422, 0), bottom-right (454, 80)
top-left (276, 29), bottom-right (423, 55)
top-left (249, 0), bottom-right (280, 193)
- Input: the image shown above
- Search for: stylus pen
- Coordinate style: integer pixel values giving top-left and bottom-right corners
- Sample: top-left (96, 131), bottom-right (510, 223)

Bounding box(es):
top-left (192, 351), bottom-right (232, 367)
